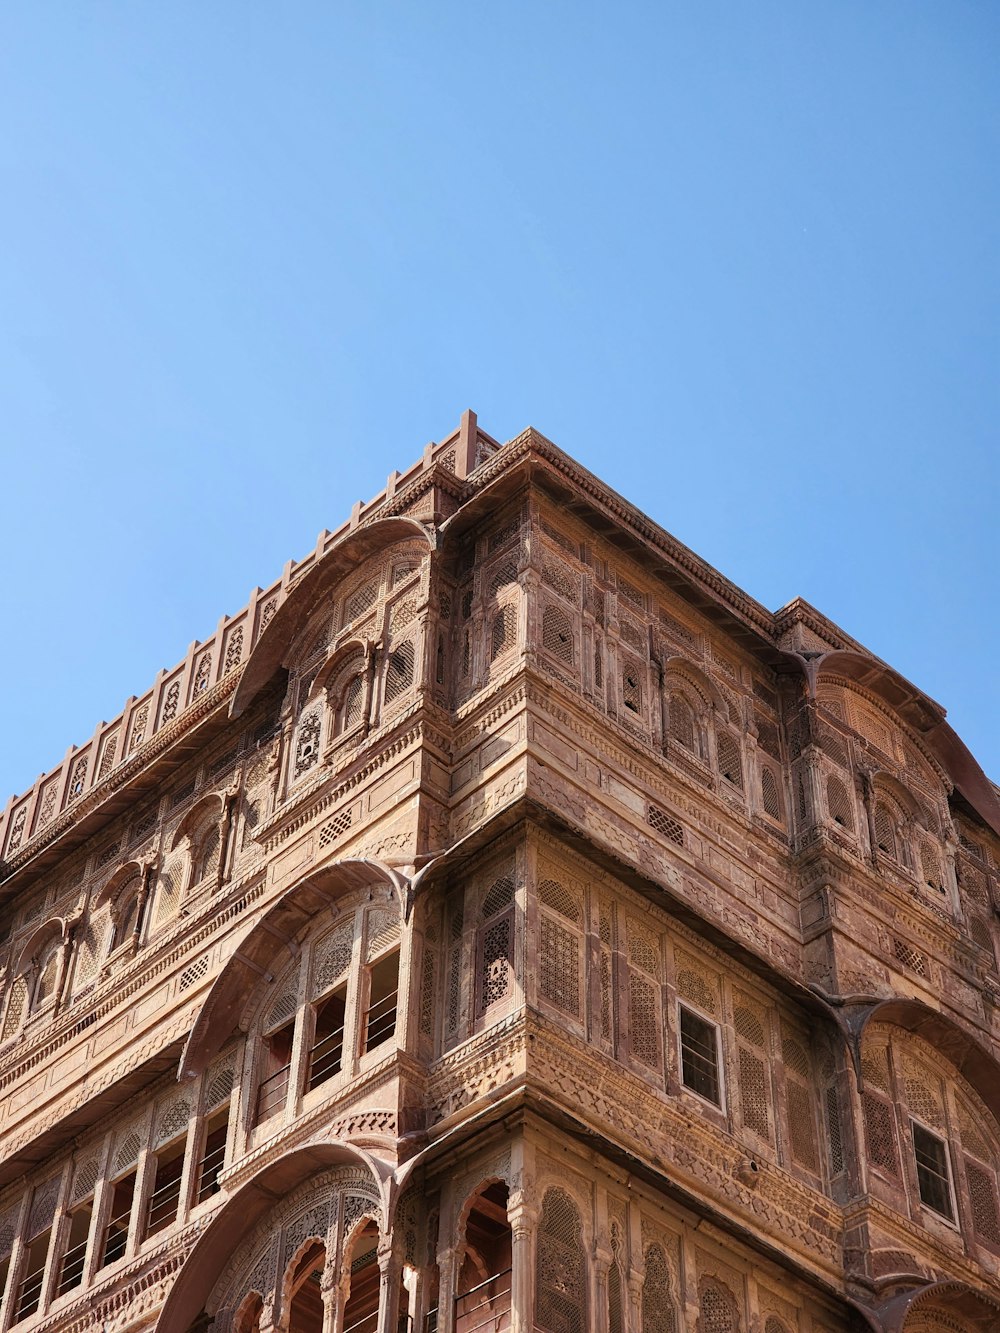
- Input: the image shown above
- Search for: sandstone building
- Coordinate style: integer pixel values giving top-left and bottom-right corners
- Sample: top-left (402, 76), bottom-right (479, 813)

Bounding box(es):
top-left (1, 414), bottom-right (999, 1333)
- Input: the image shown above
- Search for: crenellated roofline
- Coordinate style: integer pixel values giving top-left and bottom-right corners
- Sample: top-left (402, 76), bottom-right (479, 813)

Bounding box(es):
top-left (3, 411), bottom-right (997, 883)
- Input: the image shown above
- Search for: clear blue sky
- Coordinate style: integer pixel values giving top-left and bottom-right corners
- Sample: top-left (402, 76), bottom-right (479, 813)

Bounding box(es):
top-left (1, 3), bottom-right (997, 804)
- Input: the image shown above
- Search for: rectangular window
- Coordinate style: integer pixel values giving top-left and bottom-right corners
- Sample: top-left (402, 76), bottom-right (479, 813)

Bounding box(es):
top-left (145, 1136), bottom-right (186, 1238)
top-left (100, 1171), bottom-right (136, 1268)
top-left (361, 952), bottom-right (399, 1055)
top-left (56, 1205), bottom-right (93, 1295)
top-left (679, 1005), bottom-right (721, 1106)
top-left (195, 1109), bottom-right (229, 1205)
top-left (15, 1227), bottom-right (51, 1321)
top-left (255, 1020), bottom-right (295, 1124)
top-left (57, 1202), bottom-right (93, 1296)
top-left (912, 1122), bottom-right (954, 1220)
top-left (307, 986), bottom-right (348, 1091)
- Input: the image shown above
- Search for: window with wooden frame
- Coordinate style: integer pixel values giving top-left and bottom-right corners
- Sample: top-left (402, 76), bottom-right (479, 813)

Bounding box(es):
top-left (255, 1018), bottom-right (295, 1125)
top-left (307, 984), bottom-right (348, 1090)
top-left (109, 877), bottom-right (144, 954)
top-left (678, 1004), bottom-right (722, 1107)
top-left (911, 1122), bottom-right (955, 1221)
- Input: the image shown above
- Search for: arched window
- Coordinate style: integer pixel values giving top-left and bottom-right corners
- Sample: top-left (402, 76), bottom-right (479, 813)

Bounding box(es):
top-left (33, 941), bottom-right (60, 1011)
top-left (536, 1188), bottom-right (586, 1333)
top-left (109, 878), bottom-right (144, 953)
top-left (667, 691), bottom-right (698, 754)
top-left (874, 801), bottom-right (898, 861)
top-left (233, 1291), bottom-right (263, 1333)
top-left (455, 1181), bottom-right (511, 1330)
top-left (826, 775), bottom-right (855, 831)
top-left (332, 661), bottom-right (366, 739)
top-left (284, 1240), bottom-right (326, 1330)
top-left (698, 1278), bottom-right (740, 1332)
top-left (641, 1243), bottom-right (677, 1333)
top-left (194, 822), bottom-right (222, 887)
top-left (0, 975), bottom-right (27, 1043)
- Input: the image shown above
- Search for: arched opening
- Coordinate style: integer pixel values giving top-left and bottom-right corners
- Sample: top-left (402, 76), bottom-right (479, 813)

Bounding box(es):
top-left (536, 1187), bottom-right (586, 1333)
top-left (286, 1239), bottom-right (326, 1333)
top-left (234, 1291), bottom-right (263, 1333)
top-left (342, 1218), bottom-right (380, 1333)
top-left (454, 1181), bottom-right (511, 1333)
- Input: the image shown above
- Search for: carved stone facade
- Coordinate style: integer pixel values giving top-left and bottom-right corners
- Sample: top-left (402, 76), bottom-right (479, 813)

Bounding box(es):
top-left (1, 411), bottom-right (999, 1332)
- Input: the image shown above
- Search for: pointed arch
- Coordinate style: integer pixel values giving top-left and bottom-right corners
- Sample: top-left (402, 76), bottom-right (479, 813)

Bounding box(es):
top-left (661, 656), bottom-right (726, 715)
top-left (876, 1279), bottom-right (1000, 1332)
top-left (178, 858), bottom-right (407, 1080)
top-left (796, 649), bottom-right (1000, 839)
top-left (854, 999), bottom-right (1000, 1132)
top-left (93, 860), bottom-right (146, 911)
top-left (231, 518), bottom-right (435, 719)
top-left (15, 919), bottom-right (66, 978)
top-left (170, 793), bottom-right (226, 851)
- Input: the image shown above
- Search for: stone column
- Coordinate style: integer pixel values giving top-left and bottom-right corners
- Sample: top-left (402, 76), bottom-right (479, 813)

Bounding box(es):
top-left (320, 1270), bottom-right (339, 1333)
top-left (376, 1238), bottom-right (403, 1333)
top-left (591, 1246), bottom-right (612, 1333)
top-left (507, 1194), bottom-right (538, 1333)
top-left (434, 1245), bottom-right (460, 1333)
top-left (626, 1271), bottom-right (644, 1333)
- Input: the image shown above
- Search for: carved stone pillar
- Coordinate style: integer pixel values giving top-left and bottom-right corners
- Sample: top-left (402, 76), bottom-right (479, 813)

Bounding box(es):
top-left (434, 1246), bottom-right (460, 1333)
top-left (132, 853), bottom-right (157, 948)
top-left (217, 782), bottom-right (240, 890)
top-left (376, 1240), bottom-right (402, 1333)
top-left (592, 1246), bottom-right (612, 1333)
top-left (626, 1271), bottom-right (644, 1332)
top-left (362, 640), bottom-right (378, 737)
top-left (507, 1194), bottom-right (538, 1333)
top-left (320, 1270), bottom-right (339, 1333)
top-left (944, 830), bottom-right (960, 904)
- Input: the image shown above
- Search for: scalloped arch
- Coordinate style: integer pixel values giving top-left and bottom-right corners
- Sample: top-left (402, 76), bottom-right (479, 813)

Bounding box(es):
top-left (155, 1144), bottom-right (385, 1332)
